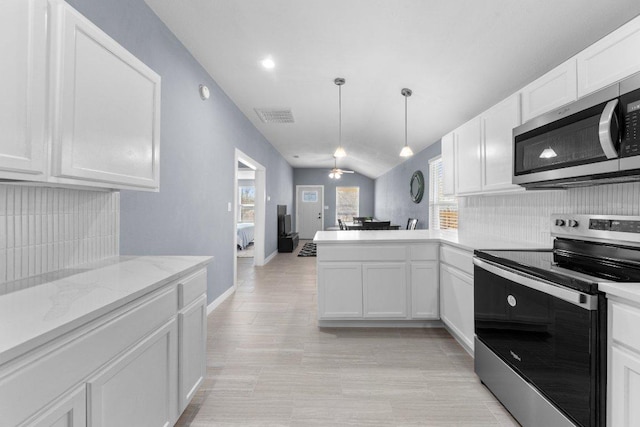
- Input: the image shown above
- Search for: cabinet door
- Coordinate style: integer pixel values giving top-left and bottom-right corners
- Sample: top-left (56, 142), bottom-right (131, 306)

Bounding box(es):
top-left (610, 345), bottom-right (640, 427)
top-left (87, 319), bottom-right (178, 427)
top-left (318, 263), bottom-right (363, 318)
top-left (0, 0), bottom-right (47, 180)
top-left (410, 261), bottom-right (438, 319)
top-left (441, 132), bottom-right (456, 196)
top-left (521, 59), bottom-right (577, 122)
top-left (50, 0), bottom-right (161, 190)
top-left (481, 93), bottom-right (522, 192)
top-left (23, 385), bottom-right (86, 427)
top-left (179, 295), bottom-right (207, 412)
top-left (362, 263), bottom-right (407, 318)
top-left (440, 264), bottom-right (474, 352)
top-left (454, 116), bottom-right (482, 195)
top-left (577, 17), bottom-right (640, 97)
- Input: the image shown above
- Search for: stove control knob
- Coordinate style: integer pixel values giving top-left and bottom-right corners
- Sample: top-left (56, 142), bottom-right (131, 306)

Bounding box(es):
top-left (555, 219), bottom-right (566, 227)
top-left (568, 219), bottom-right (579, 228)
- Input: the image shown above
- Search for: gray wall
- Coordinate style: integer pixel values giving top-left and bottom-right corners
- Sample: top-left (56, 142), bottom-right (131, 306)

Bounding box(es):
top-left (68, 0), bottom-right (293, 304)
top-left (293, 168), bottom-right (375, 229)
top-left (374, 141), bottom-right (442, 229)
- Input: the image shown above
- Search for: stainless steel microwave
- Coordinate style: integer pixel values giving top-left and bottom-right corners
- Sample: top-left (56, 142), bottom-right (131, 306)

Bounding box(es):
top-left (513, 73), bottom-right (640, 188)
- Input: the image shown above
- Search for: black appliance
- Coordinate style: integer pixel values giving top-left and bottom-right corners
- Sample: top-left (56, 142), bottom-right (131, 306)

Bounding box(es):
top-left (513, 73), bottom-right (640, 188)
top-left (474, 214), bottom-right (640, 427)
top-left (277, 206), bottom-right (298, 252)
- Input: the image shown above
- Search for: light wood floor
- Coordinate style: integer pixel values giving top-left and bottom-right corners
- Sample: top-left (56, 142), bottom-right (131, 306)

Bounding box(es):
top-left (176, 241), bottom-right (519, 426)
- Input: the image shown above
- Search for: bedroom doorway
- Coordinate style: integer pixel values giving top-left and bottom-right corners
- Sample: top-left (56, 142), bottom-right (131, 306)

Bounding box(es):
top-left (234, 149), bottom-right (266, 290)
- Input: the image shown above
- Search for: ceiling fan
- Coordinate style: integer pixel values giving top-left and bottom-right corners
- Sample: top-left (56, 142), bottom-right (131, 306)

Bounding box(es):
top-left (329, 157), bottom-right (354, 179)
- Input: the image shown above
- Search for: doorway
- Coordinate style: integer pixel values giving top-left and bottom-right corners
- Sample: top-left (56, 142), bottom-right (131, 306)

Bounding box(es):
top-left (295, 185), bottom-right (324, 239)
top-left (234, 149), bottom-right (266, 290)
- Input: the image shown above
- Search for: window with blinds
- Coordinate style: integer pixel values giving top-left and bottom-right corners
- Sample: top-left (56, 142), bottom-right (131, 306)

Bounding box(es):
top-left (429, 156), bottom-right (458, 229)
top-left (336, 187), bottom-right (359, 224)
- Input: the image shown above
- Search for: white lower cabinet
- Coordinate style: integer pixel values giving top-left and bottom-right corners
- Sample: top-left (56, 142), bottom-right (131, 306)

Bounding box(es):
top-left (410, 262), bottom-right (439, 319)
top-left (439, 245), bottom-right (474, 353)
top-left (87, 319), bottom-right (178, 427)
top-left (318, 262), bottom-right (363, 318)
top-left (1, 267), bottom-right (207, 427)
top-left (610, 346), bottom-right (640, 427)
top-left (24, 386), bottom-right (86, 427)
top-left (179, 295), bottom-right (207, 412)
top-left (609, 299), bottom-right (640, 427)
top-left (316, 243), bottom-right (438, 322)
top-left (363, 263), bottom-right (407, 318)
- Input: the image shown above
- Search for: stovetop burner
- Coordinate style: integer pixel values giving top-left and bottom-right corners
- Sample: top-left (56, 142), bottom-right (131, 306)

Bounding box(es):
top-left (475, 214), bottom-right (640, 295)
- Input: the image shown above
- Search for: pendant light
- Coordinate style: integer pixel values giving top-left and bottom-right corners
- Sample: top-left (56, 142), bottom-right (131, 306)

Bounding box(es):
top-left (399, 88), bottom-right (414, 157)
top-left (334, 78), bottom-right (347, 158)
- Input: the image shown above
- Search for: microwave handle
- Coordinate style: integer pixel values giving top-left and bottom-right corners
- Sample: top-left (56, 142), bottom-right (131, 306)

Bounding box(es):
top-left (598, 99), bottom-right (619, 159)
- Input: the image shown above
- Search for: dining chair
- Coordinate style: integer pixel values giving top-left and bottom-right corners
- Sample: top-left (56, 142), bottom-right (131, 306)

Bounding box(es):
top-left (407, 218), bottom-right (418, 230)
top-left (338, 219), bottom-right (345, 230)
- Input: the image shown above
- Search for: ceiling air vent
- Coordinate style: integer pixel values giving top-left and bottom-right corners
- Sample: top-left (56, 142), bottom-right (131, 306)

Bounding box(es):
top-left (254, 108), bottom-right (294, 124)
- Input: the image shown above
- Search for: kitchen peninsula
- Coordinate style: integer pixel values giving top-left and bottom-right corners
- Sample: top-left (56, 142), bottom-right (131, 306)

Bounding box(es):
top-left (314, 229), bottom-right (545, 353)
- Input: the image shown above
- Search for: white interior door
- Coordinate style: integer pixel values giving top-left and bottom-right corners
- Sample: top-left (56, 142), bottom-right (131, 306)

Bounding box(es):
top-left (296, 186), bottom-right (323, 239)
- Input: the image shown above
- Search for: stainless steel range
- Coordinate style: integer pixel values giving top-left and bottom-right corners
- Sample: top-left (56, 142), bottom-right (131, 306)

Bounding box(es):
top-left (473, 214), bottom-right (640, 427)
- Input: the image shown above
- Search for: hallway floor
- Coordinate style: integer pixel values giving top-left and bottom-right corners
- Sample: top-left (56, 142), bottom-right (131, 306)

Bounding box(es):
top-left (176, 241), bottom-right (518, 426)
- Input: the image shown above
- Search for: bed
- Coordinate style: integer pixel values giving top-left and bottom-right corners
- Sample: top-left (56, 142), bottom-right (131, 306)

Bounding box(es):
top-left (237, 223), bottom-right (255, 250)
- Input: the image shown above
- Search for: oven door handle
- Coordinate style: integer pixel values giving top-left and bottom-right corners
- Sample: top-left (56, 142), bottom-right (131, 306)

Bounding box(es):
top-left (473, 258), bottom-right (598, 310)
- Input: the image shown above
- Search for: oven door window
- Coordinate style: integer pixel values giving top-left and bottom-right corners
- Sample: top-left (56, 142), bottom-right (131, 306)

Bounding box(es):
top-left (514, 102), bottom-right (619, 175)
top-left (475, 267), bottom-right (595, 427)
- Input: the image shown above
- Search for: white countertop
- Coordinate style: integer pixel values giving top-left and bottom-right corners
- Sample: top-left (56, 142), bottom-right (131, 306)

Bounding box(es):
top-left (0, 256), bottom-right (213, 365)
top-left (599, 283), bottom-right (640, 305)
top-left (313, 230), bottom-right (549, 252)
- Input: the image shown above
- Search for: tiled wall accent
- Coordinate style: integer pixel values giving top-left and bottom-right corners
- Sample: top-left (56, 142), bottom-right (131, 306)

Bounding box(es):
top-left (459, 182), bottom-right (640, 247)
top-left (0, 185), bottom-right (119, 284)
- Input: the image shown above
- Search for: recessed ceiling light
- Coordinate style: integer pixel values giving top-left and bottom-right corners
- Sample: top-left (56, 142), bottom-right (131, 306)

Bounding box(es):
top-left (261, 57), bottom-right (275, 69)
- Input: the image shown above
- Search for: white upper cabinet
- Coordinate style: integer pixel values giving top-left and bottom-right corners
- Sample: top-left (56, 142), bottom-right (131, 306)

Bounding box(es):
top-left (454, 116), bottom-right (482, 195)
top-left (481, 93), bottom-right (522, 192)
top-left (521, 59), bottom-right (577, 123)
top-left (50, 0), bottom-right (161, 190)
top-left (577, 17), bottom-right (640, 97)
top-left (1, 0), bottom-right (160, 191)
top-left (441, 132), bottom-right (456, 196)
top-left (0, 0), bottom-right (48, 180)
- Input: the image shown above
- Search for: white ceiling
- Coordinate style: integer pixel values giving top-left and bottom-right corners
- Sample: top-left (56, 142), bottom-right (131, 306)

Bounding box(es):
top-left (144, 0), bottom-right (640, 179)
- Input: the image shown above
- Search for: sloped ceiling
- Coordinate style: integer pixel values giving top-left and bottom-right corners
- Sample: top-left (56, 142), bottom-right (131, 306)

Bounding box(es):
top-left (145, 0), bottom-right (640, 178)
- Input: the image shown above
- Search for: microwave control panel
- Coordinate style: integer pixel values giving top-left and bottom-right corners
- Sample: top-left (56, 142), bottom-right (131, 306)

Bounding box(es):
top-left (620, 90), bottom-right (640, 157)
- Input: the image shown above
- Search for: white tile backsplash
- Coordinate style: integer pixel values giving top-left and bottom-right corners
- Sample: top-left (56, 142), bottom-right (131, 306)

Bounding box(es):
top-left (459, 182), bottom-right (640, 247)
top-left (0, 185), bottom-right (119, 284)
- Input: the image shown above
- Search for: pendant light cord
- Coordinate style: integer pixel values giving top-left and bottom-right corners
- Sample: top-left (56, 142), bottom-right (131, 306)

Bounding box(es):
top-left (339, 84), bottom-right (342, 146)
top-left (404, 93), bottom-right (408, 147)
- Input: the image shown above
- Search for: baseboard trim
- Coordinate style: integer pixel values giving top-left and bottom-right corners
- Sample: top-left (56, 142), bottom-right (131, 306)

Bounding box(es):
top-left (317, 319), bottom-right (443, 328)
top-left (207, 286), bottom-right (235, 315)
top-left (442, 321), bottom-right (475, 357)
top-left (263, 250), bottom-right (277, 264)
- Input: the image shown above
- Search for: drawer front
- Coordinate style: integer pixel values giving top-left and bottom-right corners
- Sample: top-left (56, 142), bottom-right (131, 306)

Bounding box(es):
top-left (440, 244), bottom-right (474, 276)
top-left (611, 301), bottom-right (640, 353)
top-left (319, 245), bottom-right (406, 262)
top-left (0, 285), bottom-right (177, 427)
top-left (179, 269), bottom-right (207, 308)
top-left (409, 244), bottom-right (438, 261)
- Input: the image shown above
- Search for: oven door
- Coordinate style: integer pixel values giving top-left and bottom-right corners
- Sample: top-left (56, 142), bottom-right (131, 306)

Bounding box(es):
top-left (474, 258), bottom-right (601, 427)
top-left (513, 84), bottom-right (620, 186)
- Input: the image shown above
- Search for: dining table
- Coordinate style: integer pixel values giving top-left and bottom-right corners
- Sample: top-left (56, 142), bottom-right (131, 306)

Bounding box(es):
top-left (343, 220), bottom-right (401, 230)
